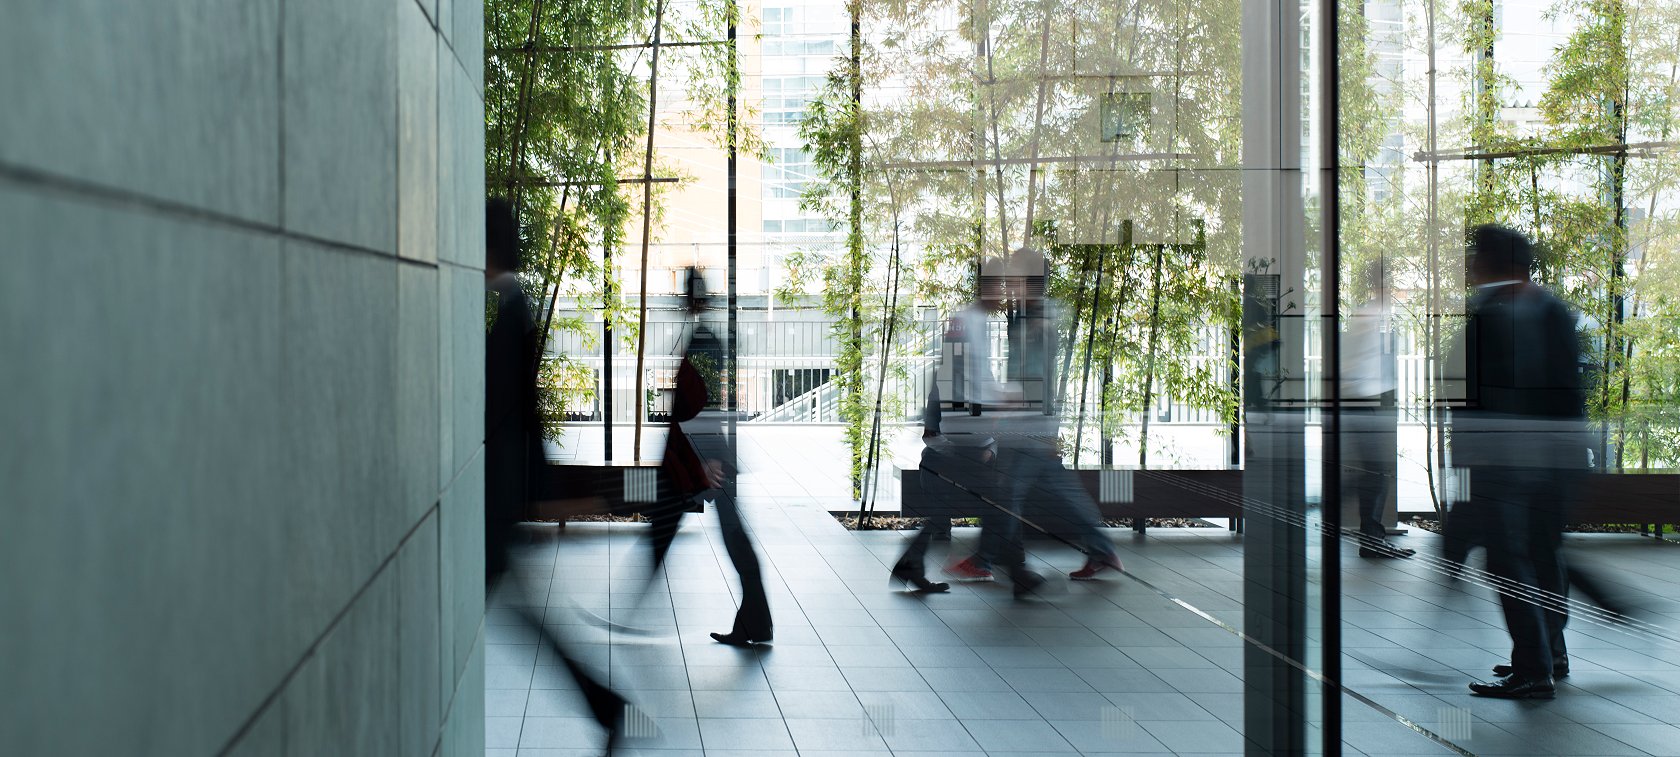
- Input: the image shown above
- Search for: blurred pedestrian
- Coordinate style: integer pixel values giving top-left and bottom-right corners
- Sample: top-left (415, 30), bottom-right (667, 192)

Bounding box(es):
top-left (890, 384), bottom-right (970, 594)
top-left (1341, 259), bottom-right (1413, 558)
top-left (652, 268), bottom-right (774, 646)
top-left (1453, 224), bottom-right (1586, 700)
top-left (942, 251), bottom-right (1120, 591)
top-left (483, 198), bottom-right (630, 747)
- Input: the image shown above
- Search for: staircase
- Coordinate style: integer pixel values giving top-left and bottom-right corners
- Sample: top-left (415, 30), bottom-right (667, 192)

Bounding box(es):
top-left (750, 379), bottom-right (843, 423)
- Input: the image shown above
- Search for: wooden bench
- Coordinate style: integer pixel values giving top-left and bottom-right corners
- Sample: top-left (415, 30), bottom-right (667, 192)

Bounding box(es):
top-left (527, 461), bottom-right (701, 522)
top-left (1570, 471), bottom-right (1679, 541)
top-left (898, 457), bottom-right (1244, 534)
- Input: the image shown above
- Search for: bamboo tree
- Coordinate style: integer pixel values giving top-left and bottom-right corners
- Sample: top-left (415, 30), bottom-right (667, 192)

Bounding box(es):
top-left (486, 0), bottom-right (647, 438)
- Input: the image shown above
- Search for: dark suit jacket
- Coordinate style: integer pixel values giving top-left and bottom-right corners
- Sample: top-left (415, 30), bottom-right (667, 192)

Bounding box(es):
top-left (1452, 281), bottom-right (1587, 471)
top-left (1461, 282), bottom-right (1584, 419)
top-left (485, 273), bottom-right (541, 573)
top-left (663, 324), bottom-right (728, 496)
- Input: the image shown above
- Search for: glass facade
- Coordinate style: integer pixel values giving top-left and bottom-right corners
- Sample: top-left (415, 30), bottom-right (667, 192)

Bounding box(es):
top-left (526, 0), bottom-right (1680, 751)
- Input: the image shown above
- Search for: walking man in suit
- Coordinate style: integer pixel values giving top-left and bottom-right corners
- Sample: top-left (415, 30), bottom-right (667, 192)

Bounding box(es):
top-left (1454, 224), bottom-right (1587, 700)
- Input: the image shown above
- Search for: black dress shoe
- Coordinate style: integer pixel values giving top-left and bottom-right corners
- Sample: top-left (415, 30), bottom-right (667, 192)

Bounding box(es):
top-left (1012, 570), bottom-right (1046, 598)
top-left (1469, 675), bottom-right (1555, 699)
top-left (710, 630), bottom-right (772, 647)
top-left (890, 563), bottom-right (950, 593)
top-left (1492, 663), bottom-right (1569, 679)
top-left (595, 693), bottom-right (629, 756)
top-left (1359, 541), bottom-right (1416, 558)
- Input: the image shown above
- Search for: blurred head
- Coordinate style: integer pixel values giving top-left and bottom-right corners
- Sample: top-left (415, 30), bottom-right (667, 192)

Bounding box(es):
top-left (1006, 246), bottom-right (1046, 306)
top-left (922, 390), bottom-right (942, 438)
top-left (1360, 258), bottom-right (1389, 297)
top-left (978, 257), bottom-right (1008, 313)
top-left (485, 197), bottom-right (521, 276)
top-left (682, 266), bottom-right (708, 315)
top-left (1466, 224), bottom-right (1534, 286)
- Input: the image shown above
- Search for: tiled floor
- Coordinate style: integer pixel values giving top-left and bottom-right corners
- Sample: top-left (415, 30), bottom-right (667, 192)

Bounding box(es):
top-left (488, 428), bottom-right (1680, 756)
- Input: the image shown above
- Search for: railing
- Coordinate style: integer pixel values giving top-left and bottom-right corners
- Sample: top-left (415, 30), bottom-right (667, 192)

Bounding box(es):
top-left (547, 315), bottom-right (1251, 427)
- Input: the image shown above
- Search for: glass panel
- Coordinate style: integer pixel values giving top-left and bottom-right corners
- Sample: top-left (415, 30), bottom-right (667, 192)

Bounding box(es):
top-left (1332, 0), bottom-right (1680, 751)
top-left (491, 0), bottom-right (1680, 750)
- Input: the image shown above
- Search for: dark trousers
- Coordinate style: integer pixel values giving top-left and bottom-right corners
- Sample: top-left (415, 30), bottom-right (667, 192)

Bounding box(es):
top-left (1341, 403), bottom-right (1396, 543)
top-left (970, 502), bottom-right (1026, 572)
top-left (1477, 466), bottom-right (1570, 677)
top-left (644, 491), bottom-right (688, 576)
top-left (911, 443), bottom-right (1018, 572)
top-left (484, 442), bottom-right (621, 723)
top-left (896, 516), bottom-right (952, 573)
top-left (1007, 449), bottom-right (1118, 563)
top-left (713, 488), bottom-right (772, 637)
top-left (965, 446), bottom-right (1116, 574)
top-left (642, 487), bottom-right (769, 636)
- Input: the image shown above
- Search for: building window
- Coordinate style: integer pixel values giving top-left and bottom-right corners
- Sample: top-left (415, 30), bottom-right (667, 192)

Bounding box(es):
top-left (762, 218), bottom-right (836, 234)
top-left (762, 147), bottom-right (816, 199)
top-left (763, 6), bottom-right (793, 36)
top-left (762, 76), bottom-right (825, 125)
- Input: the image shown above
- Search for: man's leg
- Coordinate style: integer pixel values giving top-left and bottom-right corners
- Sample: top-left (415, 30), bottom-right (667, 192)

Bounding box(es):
top-left (1483, 470), bottom-right (1554, 679)
top-left (643, 492), bottom-right (688, 576)
top-left (896, 517), bottom-right (949, 574)
top-left (1022, 456), bottom-right (1121, 574)
top-left (1525, 473), bottom-right (1571, 669)
top-left (489, 546), bottom-right (627, 732)
top-left (712, 490), bottom-right (772, 639)
top-left (996, 448), bottom-right (1046, 593)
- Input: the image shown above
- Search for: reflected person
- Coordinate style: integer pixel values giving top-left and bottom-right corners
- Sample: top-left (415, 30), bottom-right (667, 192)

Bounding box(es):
top-left (940, 274), bottom-right (1022, 583)
top-left (889, 384), bottom-right (972, 594)
top-left (943, 251), bottom-right (1122, 590)
top-left (1341, 259), bottom-right (1413, 558)
top-left (1453, 224), bottom-right (1585, 700)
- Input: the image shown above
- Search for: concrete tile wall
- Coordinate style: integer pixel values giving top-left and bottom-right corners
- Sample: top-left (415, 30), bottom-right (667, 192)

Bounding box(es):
top-left (399, 0), bottom-right (441, 266)
top-left (282, 0), bottom-right (398, 252)
top-left (0, 2), bottom-right (282, 225)
top-left (0, 1), bottom-right (486, 754)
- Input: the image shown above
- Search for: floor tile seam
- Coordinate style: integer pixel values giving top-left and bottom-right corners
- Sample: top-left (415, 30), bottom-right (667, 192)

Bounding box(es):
top-left (687, 489), bottom-right (820, 747)
top-left (795, 507), bottom-right (1020, 757)
top-left (644, 544), bottom-right (706, 752)
top-left (515, 525), bottom-right (577, 743)
top-left (1114, 548), bottom-right (1494, 755)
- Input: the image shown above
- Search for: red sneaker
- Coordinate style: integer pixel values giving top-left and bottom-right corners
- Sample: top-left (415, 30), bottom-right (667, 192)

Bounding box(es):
top-left (943, 557), bottom-right (995, 582)
top-left (1070, 557), bottom-right (1122, 580)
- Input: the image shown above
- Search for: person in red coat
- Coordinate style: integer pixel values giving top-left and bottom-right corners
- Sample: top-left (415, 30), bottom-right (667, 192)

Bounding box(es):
top-left (647, 268), bottom-right (772, 646)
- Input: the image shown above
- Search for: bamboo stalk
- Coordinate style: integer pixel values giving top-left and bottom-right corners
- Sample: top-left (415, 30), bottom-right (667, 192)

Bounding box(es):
top-left (505, 0), bottom-right (548, 215)
top-left (1020, 0), bottom-right (1055, 237)
top-left (631, 0), bottom-right (670, 463)
top-left (1137, 242), bottom-right (1165, 468)
top-left (490, 176), bottom-right (680, 188)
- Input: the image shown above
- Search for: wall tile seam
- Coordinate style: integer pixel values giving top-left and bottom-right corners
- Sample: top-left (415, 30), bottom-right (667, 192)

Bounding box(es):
top-left (432, 615), bottom-right (486, 751)
top-left (445, 39), bottom-right (485, 101)
top-left (210, 498), bottom-right (443, 757)
top-left (439, 258), bottom-right (487, 274)
top-left (0, 161), bottom-right (439, 268)
top-left (398, 256), bottom-right (443, 273)
top-left (277, 0), bottom-right (288, 248)
top-left (441, 443), bottom-right (487, 498)
top-left (415, 0), bottom-right (439, 30)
